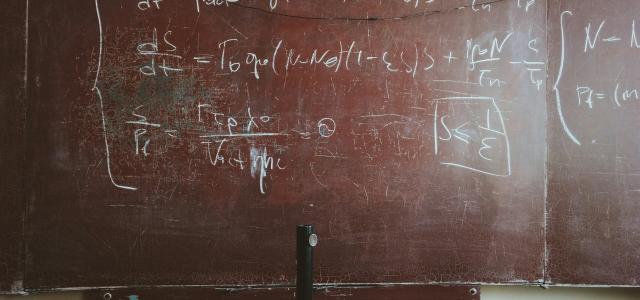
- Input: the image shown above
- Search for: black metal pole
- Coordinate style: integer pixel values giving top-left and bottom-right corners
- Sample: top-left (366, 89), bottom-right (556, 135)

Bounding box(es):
top-left (296, 225), bottom-right (317, 300)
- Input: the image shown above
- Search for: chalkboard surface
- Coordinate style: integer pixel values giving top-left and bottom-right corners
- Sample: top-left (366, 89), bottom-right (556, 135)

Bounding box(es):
top-left (22, 0), bottom-right (546, 289)
top-left (9, 0), bottom-right (640, 293)
top-left (19, 0), bottom-right (640, 292)
top-left (547, 0), bottom-right (640, 285)
top-left (0, 0), bottom-right (27, 293)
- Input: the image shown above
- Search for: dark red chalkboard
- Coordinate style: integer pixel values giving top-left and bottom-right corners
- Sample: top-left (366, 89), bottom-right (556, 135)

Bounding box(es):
top-left (547, 0), bottom-right (640, 285)
top-left (0, 0), bottom-right (27, 293)
top-left (21, 0), bottom-right (547, 290)
top-left (7, 0), bottom-right (640, 292)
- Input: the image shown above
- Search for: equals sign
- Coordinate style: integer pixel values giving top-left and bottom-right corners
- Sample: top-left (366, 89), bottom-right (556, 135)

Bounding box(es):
top-left (602, 36), bottom-right (622, 43)
top-left (193, 55), bottom-right (214, 64)
top-left (595, 93), bottom-right (606, 100)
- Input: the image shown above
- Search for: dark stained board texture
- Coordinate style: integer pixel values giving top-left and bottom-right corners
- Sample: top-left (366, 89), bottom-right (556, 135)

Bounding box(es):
top-left (233, 0), bottom-right (497, 19)
top-left (547, 0), bottom-right (640, 285)
top-left (0, 0), bottom-right (27, 293)
top-left (85, 285), bottom-right (480, 300)
top-left (7, 0), bottom-right (640, 292)
top-left (23, 0), bottom-right (547, 289)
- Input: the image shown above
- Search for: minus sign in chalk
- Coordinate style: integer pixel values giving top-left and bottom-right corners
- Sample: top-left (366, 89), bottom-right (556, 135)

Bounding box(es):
top-left (199, 133), bottom-right (289, 138)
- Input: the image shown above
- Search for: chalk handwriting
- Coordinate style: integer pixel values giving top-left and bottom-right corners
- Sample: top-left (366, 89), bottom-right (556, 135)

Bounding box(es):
top-left (434, 96), bottom-right (511, 177)
top-left (92, 0), bottom-right (552, 194)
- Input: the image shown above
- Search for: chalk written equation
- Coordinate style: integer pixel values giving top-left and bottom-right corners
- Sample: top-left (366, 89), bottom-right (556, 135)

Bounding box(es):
top-left (134, 27), bottom-right (543, 91)
top-left (136, 28), bottom-right (438, 79)
top-left (554, 10), bottom-right (640, 146)
top-left (126, 103), bottom-right (336, 194)
top-left (434, 96), bottom-right (511, 177)
top-left (92, 0), bottom-right (545, 193)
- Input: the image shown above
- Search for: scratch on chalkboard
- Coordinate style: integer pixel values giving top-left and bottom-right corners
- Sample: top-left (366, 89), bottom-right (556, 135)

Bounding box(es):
top-left (212, 10), bottom-right (249, 40)
top-left (227, 0), bottom-right (510, 22)
top-left (309, 162), bottom-right (328, 188)
top-left (23, 0), bottom-right (29, 91)
top-left (543, 2), bottom-right (550, 280)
